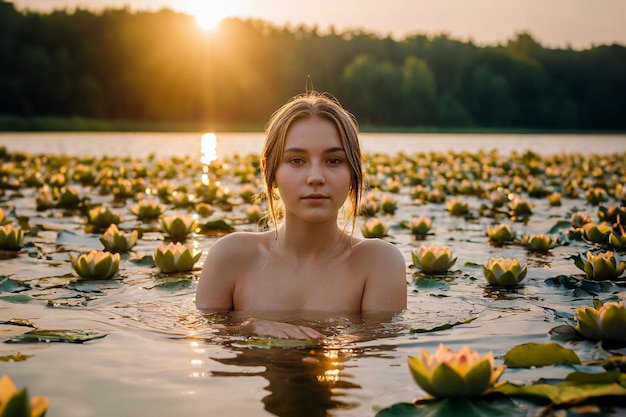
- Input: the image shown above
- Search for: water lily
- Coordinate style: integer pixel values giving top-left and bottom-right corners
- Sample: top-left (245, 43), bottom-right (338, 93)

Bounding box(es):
top-left (154, 242), bottom-right (201, 273)
top-left (0, 208), bottom-right (8, 225)
top-left (482, 257), bottom-right (527, 286)
top-left (380, 194), bottom-right (398, 215)
top-left (87, 206), bottom-right (121, 231)
top-left (486, 223), bottom-right (515, 245)
top-left (195, 202), bottom-right (214, 217)
top-left (0, 224), bottom-right (23, 251)
top-left (509, 196), bottom-right (533, 218)
top-left (522, 233), bottom-right (559, 253)
top-left (99, 224), bottom-right (138, 253)
top-left (585, 187), bottom-right (609, 205)
top-left (160, 215), bottom-right (198, 241)
top-left (246, 204), bottom-right (263, 223)
top-left (69, 250), bottom-right (120, 280)
top-left (547, 192), bottom-right (562, 207)
top-left (411, 244), bottom-right (457, 274)
top-left (574, 300), bottom-right (626, 344)
top-left (239, 183), bottom-right (258, 204)
top-left (573, 251), bottom-right (626, 280)
top-left (0, 374), bottom-right (48, 417)
top-left (129, 199), bottom-right (165, 221)
top-left (56, 186), bottom-right (81, 209)
top-left (609, 229), bottom-right (626, 251)
top-left (446, 197), bottom-right (469, 216)
top-left (361, 217), bottom-right (388, 238)
top-left (360, 194), bottom-right (379, 217)
top-left (408, 216), bottom-right (432, 238)
top-left (407, 344), bottom-right (505, 398)
top-left (577, 222), bottom-right (612, 245)
top-left (570, 211), bottom-right (592, 228)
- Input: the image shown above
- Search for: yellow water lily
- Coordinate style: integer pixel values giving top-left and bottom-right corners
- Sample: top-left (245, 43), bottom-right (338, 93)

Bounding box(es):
top-left (69, 250), bottom-right (120, 280)
top-left (482, 257), bottom-right (527, 286)
top-left (577, 222), bottom-right (612, 245)
top-left (0, 224), bottom-right (23, 251)
top-left (574, 301), bottom-right (626, 344)
top-left (361, 217), bottom-right (388, 238)
top-left (521, 233), bottom-right (559, 253)
top-left (160, 215), bottom-right (198, 241)
top-left (99, 224), bottom-right (138, 253)
top-left (0, 375), bottom-right (48, 417)
top-left (246, 204), bottom-right (263, 223)
top-left (87, 206), bottom-right (121, 231)
top-left (570, 211), bottom-right (592, 228)
top-left (486, 223), bottom-right (515, 244)
top-left (409, 216), bottom-right (432, 238)
top-left (380, 194), bottom-right (398, 215)
top-left (129, 199), bottom-right (165, 221)
top-left (154, 242), bottom-right (201, 273)
top-left (446, 197), bottom-right (469, 216)
top-left (573, 251), bottom-right (626, 281)
top-left (411, 244), bottom-right (457, 274)
top-left (408, 344), bottom-right (505, 398)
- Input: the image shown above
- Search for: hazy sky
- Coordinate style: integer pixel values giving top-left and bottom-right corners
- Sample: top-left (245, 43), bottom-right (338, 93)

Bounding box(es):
top-left (10, 0), bottom-right (626, 49)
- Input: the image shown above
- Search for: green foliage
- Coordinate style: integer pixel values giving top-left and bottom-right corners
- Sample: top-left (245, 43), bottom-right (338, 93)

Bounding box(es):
top-left (0, 4), bottom-right (624, 130)
top-left (503, 342), bottom-right (580, 368)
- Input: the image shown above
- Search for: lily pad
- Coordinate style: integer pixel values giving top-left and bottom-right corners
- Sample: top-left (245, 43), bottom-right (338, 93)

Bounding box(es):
top-left (412, 277), bottom-right (450, 290)
top-left (375, 397), bottom-right (526, 417)
top-left (0, 352), bottom-right (34, 362)
top-left (5, 329), bottom-right (107, 343)
top-left (410, 316), bottom-right (477, 334)
top-left (504, 342), bottom-right (581, 368)
top-left (491, 380), bottom-right (626, 406)
top-left (198, 219), bottom-right (234, 234)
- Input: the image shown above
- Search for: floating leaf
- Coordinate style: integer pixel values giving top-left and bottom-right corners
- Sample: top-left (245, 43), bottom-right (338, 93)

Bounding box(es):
top-left (410, 317), bottom-right (477, 334)
top-left (412, 277), bottom-right (450, 290)
top-left (504, 342), bottom-right (580, 368)
top-left (0, 352), bottom-right (34, 362)
top-left (491, 380), bottom-right (626, 406)
top-left (548, 220), bottom-right (572, 234)
top-left (0, 276), bottom-right (25, 292)
top-left (565, 371), bottom-right (625, 385)
top-left (0, 294), bottom-right (32, 304)
top-left (375, 397), bottom-right (526, 417)
top-left (199, 219), bottom-right (234, 234)
top-left (0, 318), bottom-right (36, 327)
top-left (6, 329), bottom-right (107, 343)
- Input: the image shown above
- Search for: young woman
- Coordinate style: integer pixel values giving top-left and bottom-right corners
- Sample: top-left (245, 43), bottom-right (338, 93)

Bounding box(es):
top-left (195, 92), bottom-right (407, 339)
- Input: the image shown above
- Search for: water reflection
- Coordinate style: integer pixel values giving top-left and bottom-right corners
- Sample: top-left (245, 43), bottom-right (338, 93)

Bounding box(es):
top-left (206, 342), bottom-right (400, 417)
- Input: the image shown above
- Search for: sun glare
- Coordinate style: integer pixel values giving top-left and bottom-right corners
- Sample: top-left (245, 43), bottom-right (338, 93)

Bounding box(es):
top-left (177, 1), bottom-right (239, 31)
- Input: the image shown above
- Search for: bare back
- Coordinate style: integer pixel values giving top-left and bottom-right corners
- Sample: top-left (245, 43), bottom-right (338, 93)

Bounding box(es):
top-left (195, 231), bottom-right (407, 314)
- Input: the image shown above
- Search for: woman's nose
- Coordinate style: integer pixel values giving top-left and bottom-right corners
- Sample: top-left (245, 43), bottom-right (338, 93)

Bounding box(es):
top-left (307, 163), bottom-right (325, 185)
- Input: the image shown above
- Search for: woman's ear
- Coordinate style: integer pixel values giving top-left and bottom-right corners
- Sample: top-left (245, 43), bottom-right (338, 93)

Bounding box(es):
top-left (261, 158), bottom-right (266, 170)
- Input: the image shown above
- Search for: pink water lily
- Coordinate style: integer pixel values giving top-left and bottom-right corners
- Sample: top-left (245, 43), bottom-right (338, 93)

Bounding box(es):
top-left (408, 344), bottom-right (505, 398)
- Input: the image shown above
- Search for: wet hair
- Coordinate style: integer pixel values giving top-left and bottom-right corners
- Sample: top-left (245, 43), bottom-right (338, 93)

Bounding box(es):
top-left (261, 91), bottom-right (363, 232)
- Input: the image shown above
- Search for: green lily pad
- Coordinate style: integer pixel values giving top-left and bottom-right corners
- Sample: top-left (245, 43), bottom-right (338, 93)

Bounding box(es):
top-left (0, 294), bottom-right (32, 304)
top-left (413, 277), bottom-right (450, 290)
top-left (375, 397), bottom-right (526, 417)
top-left (491, 380), bottom-right (626, 406)
top-left (199, 219), bottom-right (234, 234)
top-left (0, 318), bottom-right (36, 327)
top-left (548, 220), bottom-right (572, 234)
top-left (6, 329), bottom-right (107, 343)
top-left (504, 342), bottom-right (581, 368)
top-left (410, 317), bottom-right (477, 334)
top-left (0, 276), bottom-right (25, 292)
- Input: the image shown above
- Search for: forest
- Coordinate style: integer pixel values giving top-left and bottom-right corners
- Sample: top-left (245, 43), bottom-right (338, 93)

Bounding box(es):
top-left (0, 0), bottom-right (625, 131)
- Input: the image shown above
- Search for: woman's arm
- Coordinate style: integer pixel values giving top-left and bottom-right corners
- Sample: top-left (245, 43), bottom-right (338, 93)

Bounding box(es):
top-left (360, 239), bottom-right (408, 313)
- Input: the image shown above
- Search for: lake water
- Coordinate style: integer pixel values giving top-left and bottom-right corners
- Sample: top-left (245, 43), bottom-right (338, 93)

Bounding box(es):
top-left (1, 132), bottom-right (625, 417)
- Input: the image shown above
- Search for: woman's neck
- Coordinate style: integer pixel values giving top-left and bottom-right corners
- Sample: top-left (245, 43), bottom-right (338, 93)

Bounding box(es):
top-left (276, 218), bottom-right (348, 261)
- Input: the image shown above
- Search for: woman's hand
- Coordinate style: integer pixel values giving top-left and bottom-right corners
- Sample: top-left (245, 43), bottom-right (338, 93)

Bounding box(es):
top-left (231, 318), bottom-right (326, 340)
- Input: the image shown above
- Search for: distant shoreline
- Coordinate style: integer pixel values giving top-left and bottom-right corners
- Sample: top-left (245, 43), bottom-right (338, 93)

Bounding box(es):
top-left (1, 115), bottom-right (623, 135)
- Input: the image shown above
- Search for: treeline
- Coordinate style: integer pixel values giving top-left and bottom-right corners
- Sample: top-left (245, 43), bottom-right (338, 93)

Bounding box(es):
top-left (1, 1), bottom-right (625, 131)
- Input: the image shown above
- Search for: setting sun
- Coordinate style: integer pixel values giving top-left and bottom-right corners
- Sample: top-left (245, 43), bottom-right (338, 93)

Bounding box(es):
top-left (176, 0), bottom-right (240, 31)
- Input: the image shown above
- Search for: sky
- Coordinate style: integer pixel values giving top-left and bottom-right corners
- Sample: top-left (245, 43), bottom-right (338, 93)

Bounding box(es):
top-left (10, 0), bottom-right (626, 49)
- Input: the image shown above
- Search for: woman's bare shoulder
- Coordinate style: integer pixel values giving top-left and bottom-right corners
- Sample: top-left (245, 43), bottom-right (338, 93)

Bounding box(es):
top-left (208, 231), bottom-right (273, 259)
top-left (352, 236), bottom-right (403, 260)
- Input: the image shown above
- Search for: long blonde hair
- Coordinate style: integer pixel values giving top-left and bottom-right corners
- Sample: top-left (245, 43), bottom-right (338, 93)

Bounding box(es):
top-left (261, 91), bottom-right (363, 231)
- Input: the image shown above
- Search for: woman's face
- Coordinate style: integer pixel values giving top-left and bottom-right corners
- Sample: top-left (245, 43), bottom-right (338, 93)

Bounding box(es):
top-left (274, 116), bottom-right (351, 225)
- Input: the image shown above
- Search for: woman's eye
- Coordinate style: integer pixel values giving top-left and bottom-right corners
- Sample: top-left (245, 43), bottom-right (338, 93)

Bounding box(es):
top-left (328, 157), bottom-right (343, 164)
top-left (289, 157), bottom-right (305, 164)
